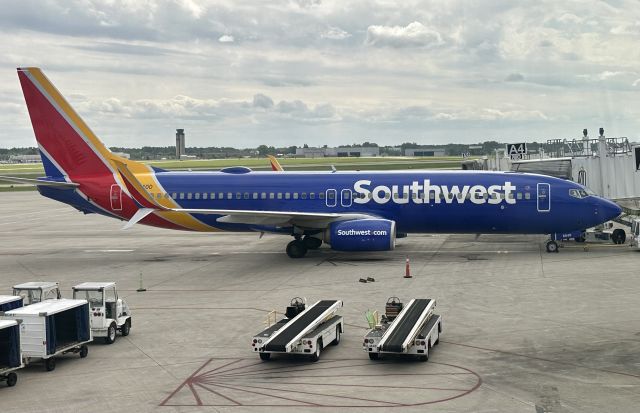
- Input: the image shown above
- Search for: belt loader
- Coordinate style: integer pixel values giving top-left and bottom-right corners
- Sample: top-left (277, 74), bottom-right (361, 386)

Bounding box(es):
top-left (363, 297), bottom-right (442, 361)
top-left (252, 297), bottom-right (343, 362)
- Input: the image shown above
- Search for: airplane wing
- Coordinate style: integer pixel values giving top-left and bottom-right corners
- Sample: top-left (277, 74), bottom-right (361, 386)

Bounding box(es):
top-left (0, 176), bottom-right (79, 188)
top-left (112, 159), bottom-right (376, 230)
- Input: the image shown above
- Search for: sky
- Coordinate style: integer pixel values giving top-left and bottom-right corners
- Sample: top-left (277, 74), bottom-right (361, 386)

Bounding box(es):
top-left (0, 0), bottom-right (639, 149)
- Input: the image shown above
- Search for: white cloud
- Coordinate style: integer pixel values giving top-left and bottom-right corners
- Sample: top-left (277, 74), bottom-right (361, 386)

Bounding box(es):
top-left (365, 22), bottom-right (444, 48)
top-left (633, 79), bottom-right (640, 87)
top-left (218, 34), bottom-right (235, 43)
top-left (321, 26), bottom-right (351, 40)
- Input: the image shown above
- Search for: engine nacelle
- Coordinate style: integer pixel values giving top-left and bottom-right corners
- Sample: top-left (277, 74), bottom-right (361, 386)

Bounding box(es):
top-left (325, 219), bottom-right (396, 251)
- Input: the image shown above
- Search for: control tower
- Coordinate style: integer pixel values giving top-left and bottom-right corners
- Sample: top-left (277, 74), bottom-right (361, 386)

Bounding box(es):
top-left (175, 129), bottom-right (185, 159)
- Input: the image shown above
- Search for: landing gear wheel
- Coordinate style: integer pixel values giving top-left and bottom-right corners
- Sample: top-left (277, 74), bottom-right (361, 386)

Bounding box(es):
top-left (546, 240), bottom-right (559, 253)
top-left (332, 327), bottom-right (341, 345)
top-left (310, 340), bottom-right (322, 362)
top-left (368, 353), bottom-right (379, 360)
top-left (104, 322), bottom-right (117, 344)
top-left (79, 345), bottom-right (88, 358)
top-left (259, 352), bottom-right (271, 361)
top-left (6, 372), bottom-right (17, 387)
top-left (612, 229), bottom-right (626, 244)
top-left (45, 358), bottom-right (56, 372)
top-left (303, 237), bottom-right (322, 250)
top-left (121, 320), bottom-right (131, 336)
top-left (286, 240), bottom-right (308, 258)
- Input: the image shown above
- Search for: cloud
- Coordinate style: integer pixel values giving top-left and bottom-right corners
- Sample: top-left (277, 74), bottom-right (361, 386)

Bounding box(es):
top-left (633, 79), bottom-right (640, 87)
top-left (505, 73), bottom-right (525, 82)
top-left (218, 34), bottom-right (235, 43)
top-left (321, 26), bottom-right (351, 40)
top-left (365, 22), bottom-right (444, 48)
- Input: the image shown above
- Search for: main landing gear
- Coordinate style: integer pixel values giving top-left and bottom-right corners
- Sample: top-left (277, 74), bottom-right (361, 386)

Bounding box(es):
top-left (286, 236), bottom-right (322, 258)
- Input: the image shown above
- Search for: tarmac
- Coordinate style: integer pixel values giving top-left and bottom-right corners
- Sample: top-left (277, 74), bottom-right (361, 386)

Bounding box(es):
top-left (0, 191), bottom-right (639, 413)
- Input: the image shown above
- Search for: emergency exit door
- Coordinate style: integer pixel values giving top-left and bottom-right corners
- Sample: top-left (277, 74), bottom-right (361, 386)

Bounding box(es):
top-left (110, 184), bottom-right (122, 211)
top-left (537, 183), bottom-right (550, 212)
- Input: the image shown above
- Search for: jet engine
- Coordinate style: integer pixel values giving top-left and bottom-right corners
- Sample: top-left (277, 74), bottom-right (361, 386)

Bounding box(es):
top-left (325, 219), bottom-right (396, 251)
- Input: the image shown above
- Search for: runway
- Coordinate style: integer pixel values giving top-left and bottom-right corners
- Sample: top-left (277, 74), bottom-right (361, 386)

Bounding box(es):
top-left (1, 191), bottom-right (639, 412)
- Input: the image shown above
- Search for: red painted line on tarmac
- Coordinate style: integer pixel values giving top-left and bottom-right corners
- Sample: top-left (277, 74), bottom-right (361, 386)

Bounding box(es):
top-left (443, 340), bottom-right (640, 379)
top-left (206, 378), bottom-right (471, 392)
top-left (212, 381), bottom-right (321, 406)
top-left (194, 382), bottom-right (241, 406)
top-left (187, 383), bottom-right (203, 406)
top-left (158, 358), bottom-right (213, 406)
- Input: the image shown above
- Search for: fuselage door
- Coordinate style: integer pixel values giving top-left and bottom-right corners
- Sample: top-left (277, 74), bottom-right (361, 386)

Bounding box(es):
top-left (326, 189), bottom-right (337, 207)
top-left (110, 184), bottom-right (123, 211)
top-left (537, 183), bottom-right (550, 212)
top-left (341, 189), bottom-right (352, 207)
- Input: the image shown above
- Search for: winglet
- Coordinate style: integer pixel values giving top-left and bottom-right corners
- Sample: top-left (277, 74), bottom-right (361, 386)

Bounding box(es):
top-left (112, 159), bottom-right (165, 210)
top-left (267, 155), bottom-right (284, 171)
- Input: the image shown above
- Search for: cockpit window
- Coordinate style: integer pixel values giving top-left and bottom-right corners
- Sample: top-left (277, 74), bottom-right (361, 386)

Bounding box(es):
top-left (569, 188), bottom-right (590, 199)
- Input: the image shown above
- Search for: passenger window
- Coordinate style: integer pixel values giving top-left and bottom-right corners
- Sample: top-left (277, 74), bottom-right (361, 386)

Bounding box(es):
top-left (319, 192), bottom-right (325, 200)
top-left (269, 193), bottom-right (275, 199)
top-left (172, 193), bottom-right (177, 199)
top-left (164, 193), bottom-right (171, 199)
top-left (285, 193), bottom-right (291, 199)
top-left (277, 193), bottom-right (283, 199)
top-left (525, 193), bottom-right (531, 200)
top-left (301, 193), bottom-right (307, 199)
top-left (344, 191), bottom-right (350, 199)
top-left (236, 192), bottom-right (241, 199)
top-left (430, 193), bottom-right (435, 200)
top-left (253, 193), bottom-right (258, 199)
top-left (244, 193), bottom-right (249, 200)
top-left (195, 193), bottom-right (200, 199)
top-left (203, 193), bottom-right (208, 200)
top-left (227, 192), bottom-right (232, 199)
top-left (218, 192), bottom-right (223, 199)
top-left (156, 193), bottom-right (162, 199)
top-left (293, 193), bottom-right (299, 199)
top-left (187, 193), bottom-right (193, 200)
top-left (179, 193), bottom-right (185, 199)
top-left (327, 192), bottom-right (335, 199)
top-left (210, 193), bottom-right (216, 200)
top-left (517, 193), bottom-right (523, 200)
top-left (309, 193), bottom-right (315, 200)
top-left (261, 192), bottom-right (267, 199)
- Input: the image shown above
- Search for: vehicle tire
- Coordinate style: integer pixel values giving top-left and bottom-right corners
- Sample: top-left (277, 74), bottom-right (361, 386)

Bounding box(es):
top-left (45, 358), bottom-right (56, 372)
top-left (612, 229), bottom-right (626, 245)
top-left (368, 353), bottom-right (379, 361)
top-left (546, 240), bottom-right (559, 253)
top-left (104, 322), bottom-right (117, 344)
top-left (310, 340), bottom-right (322, 362)
top-left (574, 234), bottom-right (586, 243)
top-left (286, 240), bottom-right (308, 259)
top-left (332, 326), bottom-right (341, 345)
top-left (259, 352), bottom-right (271, 361)
top-left (79, 345), bottom-right (88, 358)
top-left (418, 354), bottom-right (428, 362)
top-left (6, 372), bottom-right (17, 387)
top-left (120, 319), bottom-right (131, 336)
top-left (303, 237), bottom-right (322, 250)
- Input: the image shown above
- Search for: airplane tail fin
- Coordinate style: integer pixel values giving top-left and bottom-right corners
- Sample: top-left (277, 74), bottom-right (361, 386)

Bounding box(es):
top-left (267, 155), bottom-right (284, 171)
top-left (17, 67), bottom-right (138, 180)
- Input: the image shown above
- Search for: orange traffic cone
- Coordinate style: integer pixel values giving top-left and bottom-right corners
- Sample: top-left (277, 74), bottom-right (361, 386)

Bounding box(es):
top-left (404, 256), bottom-right (412, 278)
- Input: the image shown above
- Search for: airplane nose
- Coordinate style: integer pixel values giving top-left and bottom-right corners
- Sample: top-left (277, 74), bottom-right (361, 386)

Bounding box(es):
top-left (598, 198), bottom-right (622, 221)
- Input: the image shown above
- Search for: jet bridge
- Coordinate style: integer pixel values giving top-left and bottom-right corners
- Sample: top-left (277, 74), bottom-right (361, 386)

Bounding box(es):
top-left (252, 298), bottom-right (343, 361)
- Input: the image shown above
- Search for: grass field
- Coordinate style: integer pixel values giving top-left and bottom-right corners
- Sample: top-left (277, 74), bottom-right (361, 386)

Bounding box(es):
top-left (0, 156), bottom-right (464, 191)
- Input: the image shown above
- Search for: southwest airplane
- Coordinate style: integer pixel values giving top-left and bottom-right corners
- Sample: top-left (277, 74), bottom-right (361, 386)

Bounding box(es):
top-left (2, 68), bottom-right (622, 258)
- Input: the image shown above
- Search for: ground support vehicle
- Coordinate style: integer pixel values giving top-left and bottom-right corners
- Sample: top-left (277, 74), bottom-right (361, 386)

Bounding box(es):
top-left (12, 282), bottom-right (61, 305)
top-left (252, 298), bottom-right (343, 362)
top-left (363, 297), bottom-right (442, 362)
top-left (629, 218), bottom-right (640, 249)
top-left (550, 221), bottom-right (627, 252)
top-left (4, 299), bottom-right (92, 371)
top-left (0, 295), bottom-right (23, 313)
top-left (0, 320), bottom-right (23, 387)
top-left (72, 282), bottom-right (131, 344)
